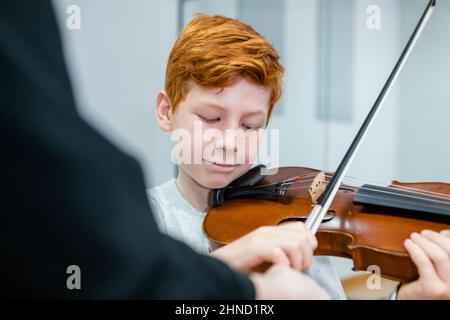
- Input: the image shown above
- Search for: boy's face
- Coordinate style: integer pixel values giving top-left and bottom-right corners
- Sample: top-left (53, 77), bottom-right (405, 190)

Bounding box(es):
top-left (157, 78), bottom-right (271, 189)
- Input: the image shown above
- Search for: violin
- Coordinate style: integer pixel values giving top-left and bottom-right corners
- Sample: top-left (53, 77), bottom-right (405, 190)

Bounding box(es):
top-left (203, 0), bottom-right (449, 282)
top-left (203, 165), bottom-right (450, 281)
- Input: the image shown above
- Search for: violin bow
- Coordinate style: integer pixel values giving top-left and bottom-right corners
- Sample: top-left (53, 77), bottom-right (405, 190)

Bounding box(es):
top-left (305, 0), bottom-right (437, 234)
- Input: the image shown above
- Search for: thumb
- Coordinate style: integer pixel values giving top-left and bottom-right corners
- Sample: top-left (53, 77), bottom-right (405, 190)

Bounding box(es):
top-left (266, 247), bottom-right (290, 267)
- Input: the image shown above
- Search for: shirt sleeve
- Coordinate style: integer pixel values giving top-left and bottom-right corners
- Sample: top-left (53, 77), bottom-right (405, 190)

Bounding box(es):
top-left (147, 188), bottom-right (168, 234)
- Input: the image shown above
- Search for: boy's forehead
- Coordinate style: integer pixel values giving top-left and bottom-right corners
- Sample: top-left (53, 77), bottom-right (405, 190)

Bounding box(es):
top-left (185, 79), bottom-right (271, 112)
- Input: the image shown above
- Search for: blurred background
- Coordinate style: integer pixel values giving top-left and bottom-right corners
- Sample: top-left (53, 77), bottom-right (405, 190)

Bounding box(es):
top-left (51, 0), bottom-right (450, 297)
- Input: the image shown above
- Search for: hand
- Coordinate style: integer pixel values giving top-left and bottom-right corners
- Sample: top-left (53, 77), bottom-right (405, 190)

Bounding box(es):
top-left (398, 229), bottom-right (450, 300)
top-left (250, 264), bottom-right (330, 300)
top-left (210, 222), bottom-right (317, 273)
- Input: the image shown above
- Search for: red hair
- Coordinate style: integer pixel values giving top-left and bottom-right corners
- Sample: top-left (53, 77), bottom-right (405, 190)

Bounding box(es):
top-left (165, 14), bottom-right (284, 117)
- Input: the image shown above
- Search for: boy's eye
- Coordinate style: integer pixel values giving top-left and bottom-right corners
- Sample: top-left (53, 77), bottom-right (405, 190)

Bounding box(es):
top-left (242, 123), bottom-right (263, 130)
top-left (198, 115), bottom-right (221, 123)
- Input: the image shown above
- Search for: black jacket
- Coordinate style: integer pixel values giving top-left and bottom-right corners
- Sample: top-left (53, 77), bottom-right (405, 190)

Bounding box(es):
top-left (0, 0), bottom-right (254, 299)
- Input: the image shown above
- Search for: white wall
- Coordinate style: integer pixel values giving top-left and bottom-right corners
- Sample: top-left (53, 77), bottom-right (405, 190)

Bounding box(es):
top-left (269, 0), bottom-right (327, 169)
top-left (328, 0), bottom-right (400, 184)
top-left (398, 0), bottom-right (450, 182)
top-left (276, 0), bottom-right (401, 185)
top-left (52, 0), bottom-right (178, 188)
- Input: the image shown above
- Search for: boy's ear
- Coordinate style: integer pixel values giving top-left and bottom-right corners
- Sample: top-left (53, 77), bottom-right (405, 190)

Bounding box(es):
top-left (156, 91), bottom-right (172, 132)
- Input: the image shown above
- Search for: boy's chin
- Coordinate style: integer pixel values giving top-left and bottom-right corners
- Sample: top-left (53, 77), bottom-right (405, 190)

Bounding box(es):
top-left (197, 173), bottom-right (239, 190)
top-left (200, 178), bottom-right (232, 190)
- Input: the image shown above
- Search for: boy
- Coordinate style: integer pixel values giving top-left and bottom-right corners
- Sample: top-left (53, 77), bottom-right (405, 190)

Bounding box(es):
top-left (149, 14), bottom-right (450, 300)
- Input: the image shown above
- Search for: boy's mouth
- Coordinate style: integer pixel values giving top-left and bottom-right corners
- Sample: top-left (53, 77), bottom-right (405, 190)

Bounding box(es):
top-left (203, 159), bottom-right (239, 169)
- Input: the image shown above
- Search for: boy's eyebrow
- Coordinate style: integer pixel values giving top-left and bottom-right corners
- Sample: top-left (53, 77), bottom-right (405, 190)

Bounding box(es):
top-left (243, 110), bottom-right (266, 117)
top-left (198, 102), bottom-right (267, 116)
top-left (198, 102), bottom-right (227, 111)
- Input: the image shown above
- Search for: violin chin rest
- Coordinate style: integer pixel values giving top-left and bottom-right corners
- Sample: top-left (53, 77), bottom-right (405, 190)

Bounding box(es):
top-left (228, 164), bottom-right (267, 188)
top-left (208, 164), bottom-right (268, 207)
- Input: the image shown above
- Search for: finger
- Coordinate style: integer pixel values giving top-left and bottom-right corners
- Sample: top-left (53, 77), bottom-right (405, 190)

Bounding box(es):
top-left (247, 228), bottom-right (293, 268)
top-left (258, 225), bottom-right (314, 271)
top-left (265, 246), bottom-right (290, 267)
top-left (282, 228), bottom-right (317, 271)
top-left (298, 232), bottom-right (314, 269)
top-left (441, 230), bottom-right (450, 238)
top-left (253, 229), bottom-right (304, 271)
top-left (284, 233), bottom-right (312, 271)
top-left (280, 238), bottom-right (305, 271)
top-left (309, 233), bottom-right (319, 250)
top-left (279, 231), bottom-right (315, 270)
top-left (421, 230), bottom-right (450, 255)
top-left (301, 246), bottom-right (313, 270)
top-left (269, 233), bottom-right (310, 271)
top-left (412, 232), bottom-right (450, 282)
top-left (404, 238), bottom-right (440, 282)
top-left (280, 222), bottom-right (318, 249)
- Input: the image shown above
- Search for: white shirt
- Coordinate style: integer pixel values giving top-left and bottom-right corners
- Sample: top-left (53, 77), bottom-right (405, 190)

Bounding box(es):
top-left (147, 178), bottom-right (347, 299)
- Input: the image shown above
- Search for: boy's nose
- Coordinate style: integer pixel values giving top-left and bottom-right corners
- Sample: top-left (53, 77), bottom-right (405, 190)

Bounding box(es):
top-left (215, 135), bottom-right (238, 153)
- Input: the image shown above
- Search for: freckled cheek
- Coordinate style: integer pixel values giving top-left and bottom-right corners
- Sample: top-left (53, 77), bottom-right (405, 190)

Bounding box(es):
top-left (174, 126), bottom-right (199, 164)
top-left (179, 127), bottom-right (196, 163)
top-left (179, 120), bottom-right (204, 162)
top-left (242, 134), bottom-right (260, 164)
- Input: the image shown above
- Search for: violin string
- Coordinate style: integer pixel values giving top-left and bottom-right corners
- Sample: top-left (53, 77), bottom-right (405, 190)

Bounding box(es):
top-left (327, 176), bottom-right (450, 200)
top-left (266, 183), bottom-right (450, 208)
top-left (330, 175), bottom-right (450, 199)
top-left (246, 172), bottom-right (326, 189)
top-left (248, 171), bottom-right (370, 189)
top-left (248, 171), bottom-right (450, 200)
top-left (227, 168), bottom-right (450, 203)
top-left (356, 185), bottom-right (450, 204)
top-left (282, 178), bottom-right (450, 201)
top-left (283, 180), bottom-right (450, 204)
top-left (346, 192), bottom-right (450, 210)
top-left (281, 184), bottom-right (450, 206)
top-left (280, 172), bottom-right (449, 200)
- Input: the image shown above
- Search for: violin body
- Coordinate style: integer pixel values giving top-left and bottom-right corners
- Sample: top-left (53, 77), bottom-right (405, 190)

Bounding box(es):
top-left (203, 166), bottom-right (450, 282)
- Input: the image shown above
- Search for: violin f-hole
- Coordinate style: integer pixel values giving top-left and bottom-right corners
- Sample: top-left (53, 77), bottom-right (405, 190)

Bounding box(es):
top-left (278, 210), bottom-right (336, 225)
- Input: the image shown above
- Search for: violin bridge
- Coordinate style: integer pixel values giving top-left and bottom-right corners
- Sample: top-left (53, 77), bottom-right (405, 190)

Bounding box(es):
top-left (308, 171), bottom-right (326, 205)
